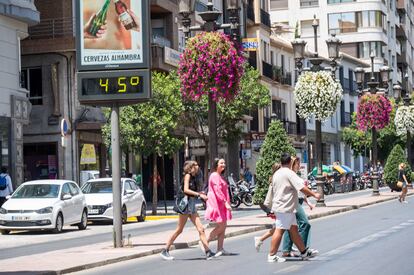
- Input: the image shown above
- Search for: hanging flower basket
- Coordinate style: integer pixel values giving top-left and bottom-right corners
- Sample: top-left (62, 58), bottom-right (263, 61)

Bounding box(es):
top-left (395, 105), bottom-right (414, 136)
top-left (356, 94), bottom-right (392, 131)
top-left (178, 32), bottom-right (245, 102)
top-left (294, 71), bottom-right (343, 121)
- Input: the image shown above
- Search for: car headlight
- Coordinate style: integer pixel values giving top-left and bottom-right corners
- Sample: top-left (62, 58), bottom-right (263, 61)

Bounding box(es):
top-left (35, 207), bottom-right (53, 214)
top-left (0, 208), bottom-right (7, 214)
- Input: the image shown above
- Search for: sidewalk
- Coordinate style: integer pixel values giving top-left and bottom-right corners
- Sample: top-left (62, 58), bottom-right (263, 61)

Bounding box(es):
top-left (2, 189), bottom-right (412, 274)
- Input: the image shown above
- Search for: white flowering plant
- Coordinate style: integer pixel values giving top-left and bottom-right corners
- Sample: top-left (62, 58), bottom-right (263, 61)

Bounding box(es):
top-left (395, 105), bottom-right (414, 136)
top-left (294, 71), bottom-right (343, 121)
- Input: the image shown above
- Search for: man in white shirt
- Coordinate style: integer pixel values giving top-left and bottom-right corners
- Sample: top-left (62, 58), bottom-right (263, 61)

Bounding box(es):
top-left (268, 153), bottom-right (321, 263)
top-left (0, 167), bottom-right (13, 207)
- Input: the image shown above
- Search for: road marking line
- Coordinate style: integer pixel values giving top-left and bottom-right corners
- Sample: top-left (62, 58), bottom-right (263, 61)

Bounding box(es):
top-left (319, 220), bottom-right (414, 261)
top-left (273, 264), bottom-right (302, 274)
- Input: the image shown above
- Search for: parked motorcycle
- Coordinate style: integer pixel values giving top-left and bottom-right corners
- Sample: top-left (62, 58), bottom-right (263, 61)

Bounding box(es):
top-left (323, 177), bottom-right (335, 195)
top-left (228, 174), bottom-right (254, 208)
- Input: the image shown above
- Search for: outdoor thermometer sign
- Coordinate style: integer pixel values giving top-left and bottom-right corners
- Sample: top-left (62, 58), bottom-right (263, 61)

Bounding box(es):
top-left (75, 0), bottom-right (151, 105)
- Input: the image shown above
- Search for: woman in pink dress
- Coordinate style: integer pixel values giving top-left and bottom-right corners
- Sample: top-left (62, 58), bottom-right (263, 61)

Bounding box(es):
top-left (205, 158), bottom-right (232, 257)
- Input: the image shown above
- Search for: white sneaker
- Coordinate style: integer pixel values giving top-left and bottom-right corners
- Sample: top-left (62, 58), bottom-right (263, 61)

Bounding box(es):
top-left (199, 240), bottom-right (206, 253)
top-left (403, 201), bottom-right (409, 204)
top-left (301, 248), bottom-right (319, 260)
top-left (160, 249), bottom-right (174, 261)
top-left (267, 254), bottom-right (286, 263)
top-left (214, 249), bottom-right (231, 257)
top-left (254, 237), bottom-right (263, 252)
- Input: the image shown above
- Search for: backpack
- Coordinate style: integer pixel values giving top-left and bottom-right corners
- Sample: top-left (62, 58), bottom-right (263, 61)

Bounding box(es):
top-left (0, 175), bottom-right (7, 190)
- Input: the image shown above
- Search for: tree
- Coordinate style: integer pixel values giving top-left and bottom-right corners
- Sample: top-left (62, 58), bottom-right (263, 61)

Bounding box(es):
top-left (342, 113), bottom-right (371, 157)
top-left (383, 144), bottom-right (412, 190)
top-left (182, 65), bottom-right (270, 179)
top-left (253, 120), bottom-right (296, 204)
top-left (102, 72), bottom-right (184, 214)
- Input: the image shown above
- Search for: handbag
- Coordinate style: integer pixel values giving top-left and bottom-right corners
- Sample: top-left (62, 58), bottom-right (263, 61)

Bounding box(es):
top-left (173, 181), bottom-right (188, 214)
top-left (397, 181), bottom-right (403, 188)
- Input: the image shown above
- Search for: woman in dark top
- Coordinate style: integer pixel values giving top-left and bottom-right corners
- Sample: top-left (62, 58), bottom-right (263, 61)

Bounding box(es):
top-left (160, 161), bottom-right (215, 260)
top-left (398, 163), bottom-right (409, 203)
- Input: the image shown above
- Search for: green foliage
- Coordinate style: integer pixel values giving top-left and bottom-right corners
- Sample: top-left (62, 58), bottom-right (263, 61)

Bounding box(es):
top-left (102, 72), bottom-right (184, 157)
top-left (384, 144), bottom-right (412, 189)
top-left (253, 120), bottom-right (296, 204)
top-left (183, 65), bottom-right (270, 143)
top-left (342, 113), bottom-right (371, 157)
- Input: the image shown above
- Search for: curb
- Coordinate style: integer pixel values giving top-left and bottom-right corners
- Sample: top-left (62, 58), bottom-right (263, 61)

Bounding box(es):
top-left (54, 193), bottom-right (409, 274)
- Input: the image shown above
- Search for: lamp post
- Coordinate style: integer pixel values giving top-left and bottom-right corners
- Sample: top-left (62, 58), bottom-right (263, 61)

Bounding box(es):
top-left (178, 0), bottom-right (243, 170)
top-left (291, 15), bottom-right (342, 207)
top-left (393, 74), bottom-right (413, 168)
top-left (354, 53), bottom-right (392, 196)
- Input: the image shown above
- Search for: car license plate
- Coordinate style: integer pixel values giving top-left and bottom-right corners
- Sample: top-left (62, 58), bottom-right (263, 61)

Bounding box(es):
top-left (12, 216), bottom-right (30, 221)
top-left (89, 209), bottom-right (99, 214)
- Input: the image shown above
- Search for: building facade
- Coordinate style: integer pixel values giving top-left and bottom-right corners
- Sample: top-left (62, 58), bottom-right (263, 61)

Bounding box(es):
top-left (0, 0), bottom-right (39, 186)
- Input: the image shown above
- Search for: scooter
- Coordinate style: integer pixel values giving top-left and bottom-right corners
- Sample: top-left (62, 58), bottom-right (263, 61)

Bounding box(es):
top-left (228, 174), bottom-right (254, 208)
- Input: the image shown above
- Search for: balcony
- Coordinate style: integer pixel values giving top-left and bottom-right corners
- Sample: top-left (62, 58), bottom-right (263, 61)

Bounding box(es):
top-left (397, 50), bottom-right (408, 65)
top-left (396, 22), bottom-right (408, 39)
top-left (281, 72), bottom-right (292, 86)
top-left (260, 9), bottom-right (271, 28)
top-left (397, 0), bottom-right (406, 11)
top-left (22, 17), bottom-right (75, 54)
top-left (27, 17), bottom-right (74, 39)
top-left (341, 112), bottom-right (351, 127)
top-left (247, 3), bottom-right (255, 23)
top-left (262, 61), bottom-right (273, 79)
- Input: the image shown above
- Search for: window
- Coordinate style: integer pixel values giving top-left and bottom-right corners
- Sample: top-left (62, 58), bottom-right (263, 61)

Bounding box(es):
top-left (328, 0), bottom-right (355, 3)
top-left (272, 100), bottom-right (282, 119)
top-left (270, 0), bottom-right (288, 9)
top-left (328, 12), bottom-right (357, 34)
top-left (61, 183), bottom-right (71, 196)
top-left (300, 0), bottom-right (318, 7)
top-left (357, 41), bottom-right (383, 58)
top-left (21, 67), bottom-right (43, 105)
top-left (357, 11), bottom-right (384, 29)
top-left (350, 102), bottom-right (355, 114)
top-left (301, 19), bottom-right (320, 37)
top-left (68, 182), bottom-right (80, 196)
top-left (128, 181), bottom-right (137, 190)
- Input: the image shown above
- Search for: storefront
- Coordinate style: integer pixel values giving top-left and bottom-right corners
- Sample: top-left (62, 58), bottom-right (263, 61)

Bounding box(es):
top-left (24, 143), bottom-right (58, 180)
top-left (0, 117), bottom-right (11, 170)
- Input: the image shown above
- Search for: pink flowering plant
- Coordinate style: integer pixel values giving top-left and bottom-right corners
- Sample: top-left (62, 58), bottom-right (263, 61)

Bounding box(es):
top-left (356, 94), bottom-right (392, 131)
top-left (178, 32), bottom-right (245, 102)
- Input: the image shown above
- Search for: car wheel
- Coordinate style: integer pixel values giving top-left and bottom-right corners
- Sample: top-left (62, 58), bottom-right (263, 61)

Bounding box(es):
top-left (122, 206), bottom-right (127, 224)
top-left (0, 230), bottom-right (10, 235)
top-left (77, 210), bottom-right (88, 230)
top-left (52, 213), bottom-right (64, 234)
top-left (137, 203), bottom-right (146, 222)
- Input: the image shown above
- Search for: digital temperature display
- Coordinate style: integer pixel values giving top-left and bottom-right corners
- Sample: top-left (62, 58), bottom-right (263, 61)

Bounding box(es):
top-left (77, 70), bottom-right (151, 105)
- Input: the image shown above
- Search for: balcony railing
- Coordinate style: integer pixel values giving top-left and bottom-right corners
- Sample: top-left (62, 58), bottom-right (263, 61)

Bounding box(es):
top-left (341, 112), bottom-right (351, 127)
top-left (281, 72), bottom-right (292, 86)
top-left (300, 0), bottom-right (318, 7)
top-left (28, 17), bottom-right (74, 39)
top-left (260, 9), bottom-right (271, 28)
top-left (247, 3), bottom-right (255, 22)
top-left (262, 61), bottom-right (273, 79)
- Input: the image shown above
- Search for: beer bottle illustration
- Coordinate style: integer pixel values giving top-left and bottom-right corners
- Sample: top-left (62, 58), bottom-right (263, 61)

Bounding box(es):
top-left (114, 0), bottom-right (138, 30)
top-left (88, 0), bottom-right (110, 36)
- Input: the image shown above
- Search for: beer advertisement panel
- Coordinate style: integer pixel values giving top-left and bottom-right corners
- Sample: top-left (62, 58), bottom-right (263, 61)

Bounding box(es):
top-left (76, 0), bottom-right (149, 71)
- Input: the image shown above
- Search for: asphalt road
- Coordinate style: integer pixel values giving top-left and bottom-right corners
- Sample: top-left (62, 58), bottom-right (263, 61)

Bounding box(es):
top-left (75, 193), bottom-right (414, 275)
top-left (0, 187), bottom-right (389, 260)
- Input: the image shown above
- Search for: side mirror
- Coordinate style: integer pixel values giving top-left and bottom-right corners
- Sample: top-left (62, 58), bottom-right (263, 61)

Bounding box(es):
top-left (62, 194), bottom-right (72, 200)
top-left (5, 195), bottom-right (11, 200)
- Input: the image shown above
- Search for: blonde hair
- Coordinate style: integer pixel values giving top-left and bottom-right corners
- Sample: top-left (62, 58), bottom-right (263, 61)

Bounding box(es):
top-left (183, 160), bottom-right (198, 175)
top-left (290, 156), bottom-right (300, 170)
top-left (269, 162), bottom-right (282, 184)
top-left (399, 163), bottom-right (406, 169)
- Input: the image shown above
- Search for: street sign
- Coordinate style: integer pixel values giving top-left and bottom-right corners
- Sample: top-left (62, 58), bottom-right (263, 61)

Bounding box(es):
top-left (242, 38), bottom-right (258, 51)
top-left (60, 119), bottom-right (69, 136)
top-left (77, 69), bottom-right (151, 105)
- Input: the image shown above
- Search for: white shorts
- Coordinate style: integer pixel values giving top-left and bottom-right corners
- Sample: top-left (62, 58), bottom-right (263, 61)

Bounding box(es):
top-left (275, 212), bottom-right (297, 230)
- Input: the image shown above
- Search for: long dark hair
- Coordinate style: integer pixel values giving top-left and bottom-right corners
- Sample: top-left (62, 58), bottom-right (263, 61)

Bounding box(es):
top-left (212, 158), bottom-right (225, 174)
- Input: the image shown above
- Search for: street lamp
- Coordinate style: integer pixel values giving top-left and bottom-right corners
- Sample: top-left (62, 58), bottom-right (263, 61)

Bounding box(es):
top-left (291, 15), bottom-right (342, 207)
top-left (355, 53), bottom-right (392, 196)
top-left (178, 0), bottom-right (242, 170)
top-left (393, 74), bottom-right (413, 168)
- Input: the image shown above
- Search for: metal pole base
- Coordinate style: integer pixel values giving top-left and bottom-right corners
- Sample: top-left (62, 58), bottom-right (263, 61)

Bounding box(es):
top-left (315, 175), bottom-right (326, 207)
top-left (371, 172), bottom-right (380, 196)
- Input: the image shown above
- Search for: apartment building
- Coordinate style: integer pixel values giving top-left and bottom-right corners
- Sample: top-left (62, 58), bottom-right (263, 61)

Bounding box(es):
top-left (0, 0), bottom-right (39, 186)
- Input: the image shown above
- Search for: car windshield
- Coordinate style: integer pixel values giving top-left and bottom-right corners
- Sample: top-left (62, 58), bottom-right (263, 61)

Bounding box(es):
top-left (12, 184), bottom-right (60, 199)
top-left (82, 181), bottom-right (113, 194)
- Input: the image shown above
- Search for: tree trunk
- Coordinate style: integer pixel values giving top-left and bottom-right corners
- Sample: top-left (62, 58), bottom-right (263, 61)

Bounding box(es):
top-left (204, 140), bottom-right (209, 185)
top-left (227, 138), bottom-right (241, 181)
top-left (152, 154), bottom-right (158, 215)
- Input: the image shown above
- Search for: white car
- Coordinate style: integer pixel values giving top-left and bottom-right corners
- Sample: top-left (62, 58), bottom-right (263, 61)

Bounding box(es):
top-left (0, 180), bottom-right (88, 234)
top-left (81, 178), bottom-right (146, 223)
